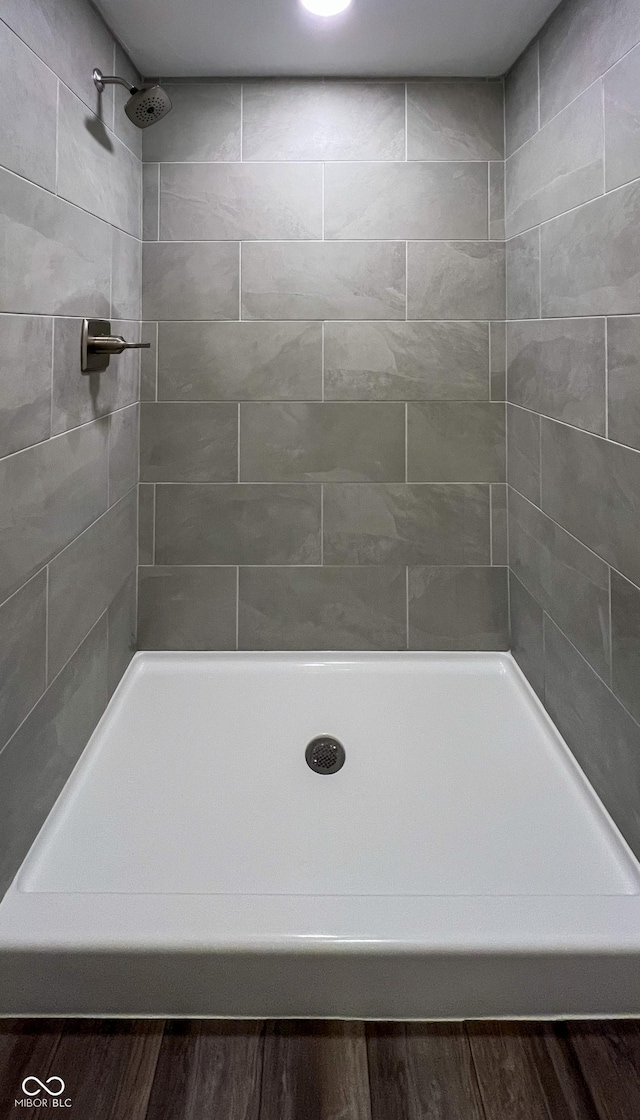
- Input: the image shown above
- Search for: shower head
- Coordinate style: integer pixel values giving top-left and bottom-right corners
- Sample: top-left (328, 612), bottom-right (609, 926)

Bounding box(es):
top-left (92, 69), bottom-right (172, 128)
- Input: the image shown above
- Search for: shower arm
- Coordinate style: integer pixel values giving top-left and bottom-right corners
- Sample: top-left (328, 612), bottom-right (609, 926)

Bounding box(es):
top-left (92, 68), bottom-right (138, 94)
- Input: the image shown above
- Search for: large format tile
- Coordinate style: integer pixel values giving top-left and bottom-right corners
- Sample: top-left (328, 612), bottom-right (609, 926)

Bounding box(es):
top-left (408, 242), bottom-right (505, 320)
top-left (541, 417), bottom-right (640, 587)
top-left (155, 484), bottom-right (321, 565)
top-left (51, 317), bottom-right (138, 435)
top-left (509, 488), bottom-right (611, 678)
top-left (0, 168), bottom-right (111, 316)
top-left (611, 571), bottom-right (640, 725)
top-left (0, 0), bottom-right (114, 111)
top-left (324, 163), bottom-right (488, 240)
top-left (0, 617), bottom-right (108, 898)
top-left (505, 83), bottom-right (603, 238)
top-left (107, 570), bottom-right (136, 696)
top-left (160, 163), bottom-right (322, 241)
top-left (239, 402), bottom-right (404, 482)
top-left (509, 571), bottom-right (545, 700)
top-left (505, 42), bottom-right (539, 158)
top-left (138, 484), bottom-right (155, 566)
top-left (0, 572), bottom-right (46, 750)
top-left (158, 321), bottom-right (322, 401)
top-left (111, 227), bottom-right (141, 320)
top-left (408, 566), bottom-right (508, 651)
top-left (323, 484), bottom-right (490, 565)
top-left (242, 241), bottom-right (405, 320)
top-left (490, 321), bottom-right (506, 400)
top-left (242, 81), bottom-right (405, 160)
top-left (407, 81), bottom-right (504, 160)
top-left (238, 566), bottom-right (407, 650)
top-left (507, 404), bottom-right (541, 504)
top-left (489, 161), bottom-right (505, 241)
top-left (108, 403), bottom-right (139, 505)
top-left (57, 85), bottom-right (141, 238)
top-left (0, 19), bottom-right (57, 190)
top-left (142, 163), bottom-right (159, 242)
top-left (142, 83), bottom-right (241, 162)
top-left (608, 316), bottom-right (640, 451)
top-left (407, 402), bottom-right (505, 483)
top-left (140, 402), bottom-right (238, 482)
top-left (605, 42), bottom-right (640, 191)
top-left (544, 617), bottom-right (640, 859)
top-left (0, 315), bottom-right (51, 457)
top-left (507, 318), bottom-right (606, 433)
top-left (541, 181), bottom-right (640, 317)
top-left (143, 242), bottom-right (239, 321)
top-left (47, 490), bottom-right (137, 681)
top-left (491, 483), bottom-right (508, 564)
top-left (0, 419), bottom-right (109, 602)
top-left (538, 0), bottom-right (640, 126)
top-left (138, 566), bottom-right (237, 651)
top-left (506, 230), bottom-right (540, 320)
top-left (324, 321), bottom-right (489, 401)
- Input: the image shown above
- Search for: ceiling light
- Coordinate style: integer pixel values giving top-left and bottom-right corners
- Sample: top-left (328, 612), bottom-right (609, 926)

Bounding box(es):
top-left (300, 0), bottom-right (352, 16)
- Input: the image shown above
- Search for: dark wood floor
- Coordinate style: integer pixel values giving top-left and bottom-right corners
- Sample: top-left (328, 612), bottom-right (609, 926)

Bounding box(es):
top-left (1, 1019), bottom-right (640, 1119)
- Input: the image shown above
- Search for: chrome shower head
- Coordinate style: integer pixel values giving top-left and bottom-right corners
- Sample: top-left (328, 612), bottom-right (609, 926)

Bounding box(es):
top-left (92, 69), bottom-right (172, 129)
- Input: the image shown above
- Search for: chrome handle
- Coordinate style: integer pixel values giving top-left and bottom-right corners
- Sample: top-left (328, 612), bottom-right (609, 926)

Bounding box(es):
top-left (81, 318), bottom-right (150, 374)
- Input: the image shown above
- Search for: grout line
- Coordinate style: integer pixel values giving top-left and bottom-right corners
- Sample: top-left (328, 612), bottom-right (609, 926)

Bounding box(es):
top-left (321, 162), bottom-right (325, 240)
top-left (237, 404), bottom-right (241, 481)
top-left (506, 401), bottom-right (640, 458)
top-left (404, 402), bottom-right (408, 481)
top-left (404, 83), bottom-right (408, 161)
top-left (508, 480), bottom-right (640, 596)
top-left (541, 598), bottom-right (640, 733)
top-left (157, 162), bottom-right (161, 241)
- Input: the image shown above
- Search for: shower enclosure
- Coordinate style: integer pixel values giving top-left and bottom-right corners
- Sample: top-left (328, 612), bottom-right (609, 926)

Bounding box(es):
top-left (1, 0), bottom-right (639, 1018)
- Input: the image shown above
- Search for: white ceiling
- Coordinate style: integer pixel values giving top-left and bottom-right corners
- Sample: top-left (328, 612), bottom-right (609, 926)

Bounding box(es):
top-left (95, 0), bottom-right (562, 79)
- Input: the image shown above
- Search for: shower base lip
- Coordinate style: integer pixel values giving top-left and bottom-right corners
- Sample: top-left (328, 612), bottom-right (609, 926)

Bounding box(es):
top-left (1, 649), bottom-right (640, 1019)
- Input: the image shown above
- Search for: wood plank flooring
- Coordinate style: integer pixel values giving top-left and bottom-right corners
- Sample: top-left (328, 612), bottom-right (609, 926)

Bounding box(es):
top-left (1, 1019), bottom-right (640, 1119)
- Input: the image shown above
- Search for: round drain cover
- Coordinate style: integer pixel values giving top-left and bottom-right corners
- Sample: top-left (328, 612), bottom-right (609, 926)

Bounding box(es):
top-left (305, 736), bottom-right (346, 775)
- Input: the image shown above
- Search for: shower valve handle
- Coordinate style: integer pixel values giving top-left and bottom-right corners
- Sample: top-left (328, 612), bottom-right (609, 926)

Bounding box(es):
top-left (89, 335), bottom-right (150, 355)
top-left (81, 318), bottom-right (150, 374)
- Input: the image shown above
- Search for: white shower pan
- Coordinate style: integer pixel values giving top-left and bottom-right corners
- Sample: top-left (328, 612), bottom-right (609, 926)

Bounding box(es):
top-left (1, 651), bottom-right (640, 1019)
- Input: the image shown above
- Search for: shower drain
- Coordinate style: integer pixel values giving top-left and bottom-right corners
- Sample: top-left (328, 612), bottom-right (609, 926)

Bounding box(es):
top-left (305, 736), bottom-right (346, 775)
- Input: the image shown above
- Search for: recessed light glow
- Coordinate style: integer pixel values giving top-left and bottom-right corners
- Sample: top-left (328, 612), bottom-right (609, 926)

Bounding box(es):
top-left (300, 0), bottom-right (352, 16)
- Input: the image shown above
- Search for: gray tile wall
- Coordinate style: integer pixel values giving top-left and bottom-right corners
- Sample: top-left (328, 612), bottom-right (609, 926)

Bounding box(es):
top-left (139, 78), bottom-right (508, 652)
top-left (0, 0), bottom-right (141, 895)
top-left (505, 0), bottom-right (640, 856)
